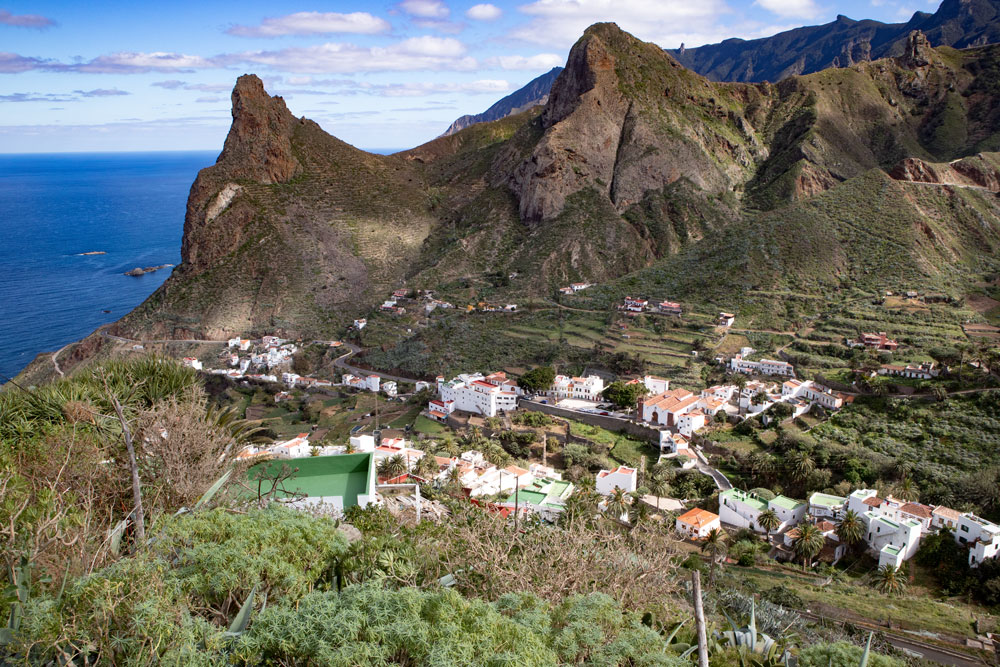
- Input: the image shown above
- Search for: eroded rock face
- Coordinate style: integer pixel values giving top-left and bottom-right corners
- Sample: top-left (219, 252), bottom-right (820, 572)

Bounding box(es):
top-left (889, 156), bottom-right (943, 183)
top-left (512, 31), bottom-right (629, 222)
top-left (180, 75), bottom-right (300, 270)
top-left (218, 74), bottom-right (301, 185)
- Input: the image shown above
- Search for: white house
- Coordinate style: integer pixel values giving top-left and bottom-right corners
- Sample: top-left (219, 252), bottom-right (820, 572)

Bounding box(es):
top-left (731, 355), bottom-right (794, 377)
top-left (353, 318), bottom-right (367, 330)
top-left (427, 399), bottom-right (455, 421)
top-left (348, 434), bottom-right (377, 452)
top-left (808, 492), bottom-right (847, 520)
top-left (623, 297), bottom-right (648, 312)
top-left (718, 312), bottom-right (736, 327)
top-left (382, 381), bottom-right (397, 397)
top-left (547, 375), bottom-right (605, 402)
top-left (658, 301), bottom-right (683, 315)
top-left (719, 489), bottom-right (770, 531)
top-left (415, 380), bottom-right (431, 392)
top-left (595, 466), bottom-right (637, 495)
top-left (641, 375), bottom-right (671, 395)
top-left (437, 371), bottom-right (520, 417)
top-left (701, 385), bottom-right (736, 403)
top-left (182, 357), bottom-right (203, 371)
top-left (866, 513), bottom-right (922, 568)
top-left (955, 513), bottom-right (1000, 567)
top-left (676, 410), bottom-right (707, 438)
top-left (343, 374), bottom-right (381, 392)
top-left (676, 508), bottom-right (720, 540)
top-left (269, 433), bottom-right (312, 459)
top-left (719, 489), bottom-right (806, 534)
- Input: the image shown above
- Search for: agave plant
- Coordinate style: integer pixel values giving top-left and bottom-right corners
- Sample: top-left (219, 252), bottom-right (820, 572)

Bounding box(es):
top-left (715, 599), bottom-right (795, 667)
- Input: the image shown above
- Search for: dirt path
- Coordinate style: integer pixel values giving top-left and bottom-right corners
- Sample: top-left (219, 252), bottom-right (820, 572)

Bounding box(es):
top-left (51, 342), bottom-right (71, 377)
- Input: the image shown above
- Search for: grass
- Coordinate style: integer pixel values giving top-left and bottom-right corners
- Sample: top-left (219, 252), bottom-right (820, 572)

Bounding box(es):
top-left (567, 420), bottom-right (658, 468)
top-left (413, 415), bottom-right (450, 437)
top-left (732, 566), bottom-right (984, 640)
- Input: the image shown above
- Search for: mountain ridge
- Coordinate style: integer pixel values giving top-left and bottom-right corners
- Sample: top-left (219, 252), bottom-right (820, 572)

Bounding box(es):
top-left (670, 0), bottom-right (1000, 82)
top-left (441, 67), bottom-right (563, 136)
top-left (113, 23), bottom-right (1000, 356)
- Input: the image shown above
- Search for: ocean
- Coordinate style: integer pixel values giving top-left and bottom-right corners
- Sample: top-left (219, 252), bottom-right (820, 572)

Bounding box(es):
top-left (0, 151), bottom-right (216, 380)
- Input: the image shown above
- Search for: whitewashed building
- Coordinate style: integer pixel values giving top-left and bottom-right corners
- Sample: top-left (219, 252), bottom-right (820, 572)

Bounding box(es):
top-left (595, 466), bottom-right (637, 495)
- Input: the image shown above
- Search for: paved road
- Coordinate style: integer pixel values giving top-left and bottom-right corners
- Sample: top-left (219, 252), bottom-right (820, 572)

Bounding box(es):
top-left (100, 331), bottom-right (228, 345)
top-left (331, 342), bottom-right (421, 385)
top-left (693, 456), bottom-right (733, 491)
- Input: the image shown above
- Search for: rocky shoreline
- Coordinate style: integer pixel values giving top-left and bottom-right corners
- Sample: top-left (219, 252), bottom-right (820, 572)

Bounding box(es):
top-left (124, 264), bottom-right (173, 277)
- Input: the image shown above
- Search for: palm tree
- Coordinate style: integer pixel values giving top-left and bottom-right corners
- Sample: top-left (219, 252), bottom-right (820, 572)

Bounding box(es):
top-left (386, 454), bottom-right (407, 481)
top-left (647, 476), bottom-right (669, 513)
top-left (344, 440), bottom-right (357, 454)
top-left (894, 476), bottom-right (919, 502)
top-left (701, 528), bottom-right (728, 586)
top-left (376, 457), bottom-right (393, 482)
top-left (792, 523), bottom-right (825, 570)
top-left (873, 564), bottom-right (907, 596)
top-left (414, 453), bottom-right (437, 480)
top-left (835, 509), bottom-right (864, 551)
top-left (787, 450), bottom-right (815, 483)
top-left (605, 487), bottom-right (630, 522)
top-left (757, 508), bottom-right (780, 543)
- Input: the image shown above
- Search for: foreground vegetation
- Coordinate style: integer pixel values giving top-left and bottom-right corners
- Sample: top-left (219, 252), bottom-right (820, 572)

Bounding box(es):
top-left (0, 357), bottom-right (927, 664)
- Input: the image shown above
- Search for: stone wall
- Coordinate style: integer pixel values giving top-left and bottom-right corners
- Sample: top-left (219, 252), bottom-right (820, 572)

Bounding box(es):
top-left (518, 399), bottom-right (662, 444)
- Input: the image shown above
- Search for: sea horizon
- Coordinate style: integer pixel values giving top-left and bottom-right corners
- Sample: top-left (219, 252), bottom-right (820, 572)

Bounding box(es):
top-left (0, 151), bottom-right (216, 381)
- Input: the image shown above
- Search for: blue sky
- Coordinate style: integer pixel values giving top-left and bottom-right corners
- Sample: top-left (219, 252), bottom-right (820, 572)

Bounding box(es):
top-left (1, 0), bottom-right (937, 152)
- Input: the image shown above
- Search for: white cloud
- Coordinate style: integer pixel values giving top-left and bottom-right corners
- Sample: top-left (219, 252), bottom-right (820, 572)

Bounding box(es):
top-left (510, 0), bottom-right (734, 48)
top-left (486, 53), bottom-right (564, 69)
top-left (280, 77), bottom-right (511, 97)
top-left (399, 0), bottom-right (451, 18)
top-left (70, 51), bottom-right (214, 73)
top-left (0, 9), bottom-right (56, 29)
top-left (151, 80), bottom-right (230, 92)
top-left (754, 0), bottom-right (820, 19)
top-left (466, 3), bottom-right (503, 20)
top-left (223, 37), bottom-right (477, 73)
top-left (74, 88), bottom-right (129, 97)
top-left (226, 12), bottom-right (391, 37)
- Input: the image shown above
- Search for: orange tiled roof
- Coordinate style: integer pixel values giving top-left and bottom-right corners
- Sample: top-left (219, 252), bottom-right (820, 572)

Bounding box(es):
top-left (678, 508), bottom-right (719, 528)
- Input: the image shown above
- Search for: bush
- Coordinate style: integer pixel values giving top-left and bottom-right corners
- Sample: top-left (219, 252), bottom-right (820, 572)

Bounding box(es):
top-left (797, 641), bottom-right (905, 667)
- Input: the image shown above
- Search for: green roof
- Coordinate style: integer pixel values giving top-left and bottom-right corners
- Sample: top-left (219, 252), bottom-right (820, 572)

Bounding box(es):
top-left (770, 495), bottom-right (804, 511)
top-left (881, 545), bottom-right (901, 555)
top-left (249, 453), bottom-right (374, 509)
top-left (808, 492), bottom-right (846, 508)
top-left (721, 489), bottom-right (768, 512)
top-left (506, 478), bottom-right (574, 508)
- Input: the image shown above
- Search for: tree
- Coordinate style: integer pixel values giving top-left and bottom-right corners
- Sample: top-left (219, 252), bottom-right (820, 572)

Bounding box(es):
top-left (757, 509), bottom-right (780, 543)
top-left (787, 450), bottom-right (815, 483)
top-left (792, 523), bottom-right (825, 569)
top-left (602, 381), bottom-right (649, 411)
top-left (894, 476), bottom-right (919, 502)
top-left (751, 389), bottom-right (768, 406)
top-left (701, 527), bottom-right (728, 586)
top-left (518, 366), bottom-right (556, 394)
top-left (605, 487), bottom-right (630, 522)
top-left (647, 476), bottom-right (669, 513)
top-left (835, 510), bottom-right (864, 551)
top-left (873, 564), bottom-right (906, 596)
top-left (732, 374), bottom-right (748, 392)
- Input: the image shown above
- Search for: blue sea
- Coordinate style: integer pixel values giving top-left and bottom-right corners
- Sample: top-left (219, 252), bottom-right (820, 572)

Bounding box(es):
top-left (0, 151), bottom-right (216, 380)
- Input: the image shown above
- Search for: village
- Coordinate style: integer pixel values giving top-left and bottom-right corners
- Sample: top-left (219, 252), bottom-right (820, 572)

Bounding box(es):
top-left (184, 290), bottom-right (1000, 578)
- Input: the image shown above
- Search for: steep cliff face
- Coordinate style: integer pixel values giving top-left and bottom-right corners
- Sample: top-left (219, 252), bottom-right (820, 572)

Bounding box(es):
top-left (119, 25), bottom-right (1000, 342)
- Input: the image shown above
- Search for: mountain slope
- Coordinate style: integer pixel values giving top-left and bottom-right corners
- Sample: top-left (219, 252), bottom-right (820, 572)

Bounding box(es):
top-left (441, 67), bottom-right (563, 136)
top-left (669, 0), bottom-right (1000, 82)
top-left (118, 23), bottom-right (1000, 347)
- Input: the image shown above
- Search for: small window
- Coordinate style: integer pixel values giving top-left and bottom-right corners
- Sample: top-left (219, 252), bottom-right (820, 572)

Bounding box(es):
top-left (961, 525), bottom-right (969, 533)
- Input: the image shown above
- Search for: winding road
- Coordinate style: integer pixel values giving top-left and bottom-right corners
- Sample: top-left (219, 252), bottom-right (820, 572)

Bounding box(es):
top-left (331, 342), bottom-right (422, 385)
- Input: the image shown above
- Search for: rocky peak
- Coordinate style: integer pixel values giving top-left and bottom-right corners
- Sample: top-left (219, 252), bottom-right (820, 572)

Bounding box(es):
top-left (217, 74), bottom-right (301, 185)
top-left (900, 30), bottom-right (936, 68)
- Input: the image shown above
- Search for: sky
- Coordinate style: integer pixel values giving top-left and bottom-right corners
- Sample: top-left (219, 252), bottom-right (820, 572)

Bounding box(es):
top-left (1, 0), bottom-right (939, 153)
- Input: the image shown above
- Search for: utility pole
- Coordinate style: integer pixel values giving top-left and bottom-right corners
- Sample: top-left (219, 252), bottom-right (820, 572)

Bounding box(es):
top-left (692, 570), bottom-right (709, 667)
